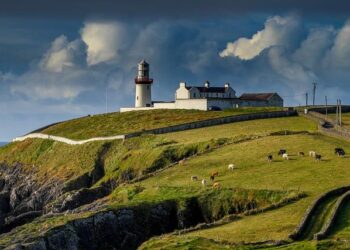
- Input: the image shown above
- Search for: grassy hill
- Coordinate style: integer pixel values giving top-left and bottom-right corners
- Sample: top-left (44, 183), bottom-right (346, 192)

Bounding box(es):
top-left (2, 110), bottom-right (350, 249)
top-left (36, 107), bottom-right (283, 140)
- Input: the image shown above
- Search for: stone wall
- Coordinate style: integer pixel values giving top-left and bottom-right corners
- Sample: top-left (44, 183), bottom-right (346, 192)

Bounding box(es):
top-left (13, 133), bottom-right (126, 145)
top-left (314, 190), bottom-right (350, 240)
top-left (125, 110), bottom-right (297, 138)
top-left (289, 186), bottom-right (350, 240)
top-left (13, 111), bottom-right (297, 145)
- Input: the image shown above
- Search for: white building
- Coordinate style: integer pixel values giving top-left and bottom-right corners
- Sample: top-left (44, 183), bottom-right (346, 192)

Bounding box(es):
top-left (120, 60), bottom-right (283, 112)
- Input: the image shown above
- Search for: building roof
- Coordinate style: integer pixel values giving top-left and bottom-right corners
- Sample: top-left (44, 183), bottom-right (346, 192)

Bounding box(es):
top-left (186, 86), bottom-right (229, 93)
top-left (239, 93), bottom-right (278, 101)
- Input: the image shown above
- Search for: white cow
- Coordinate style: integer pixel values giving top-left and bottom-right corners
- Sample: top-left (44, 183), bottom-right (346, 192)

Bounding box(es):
top-left (228, 164), bottom-right (235, 171)
top-left (282, 153), bottom-right (289, 160)
top-left (309, 151), bottom-right (316, 158)
top-left (201, 179), bottom-right (207, 186)
top-left (191, 176), bottom-right (198, 181)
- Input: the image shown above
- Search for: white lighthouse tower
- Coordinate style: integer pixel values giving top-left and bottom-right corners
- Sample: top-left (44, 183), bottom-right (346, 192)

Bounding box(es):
top-left (135, 60), bottom-right (153, 108)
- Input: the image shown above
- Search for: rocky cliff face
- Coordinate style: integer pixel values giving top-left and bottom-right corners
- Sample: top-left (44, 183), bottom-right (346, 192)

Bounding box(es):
top-left (0, 159), bottom-right (112, 234)
top-left (0, 163), bottom-right (63, 233)
top-left (5, 201), bottom-right (181, 250)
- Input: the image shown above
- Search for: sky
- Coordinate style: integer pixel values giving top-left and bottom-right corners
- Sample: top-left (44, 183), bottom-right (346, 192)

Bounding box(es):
top-left (1, 0), bottom-right (350, 141)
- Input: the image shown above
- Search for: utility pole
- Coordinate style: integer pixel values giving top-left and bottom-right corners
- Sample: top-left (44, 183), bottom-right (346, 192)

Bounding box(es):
top-left (339, 99), bottom-right (342, 126)
top-left (305, 92), bottom-right (308, 107)
top-left (325, 96), bottom-right (328, 117)
top-left (105, 86), bottom-right (108, 114)
top-left (312, 82), bottom-right (317, 106)
top-left (336, 99), bottom-right (339, 126)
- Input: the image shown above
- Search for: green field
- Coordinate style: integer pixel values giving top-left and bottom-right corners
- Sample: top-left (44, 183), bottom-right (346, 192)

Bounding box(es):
top-left (37, 108), bottom-right (283, 140)
top-left (2, 112), bottom-right (350, 249)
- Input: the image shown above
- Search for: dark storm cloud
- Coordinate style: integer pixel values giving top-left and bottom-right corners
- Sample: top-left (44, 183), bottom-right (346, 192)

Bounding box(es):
top-left (1, 0), bottom-right (350, 19)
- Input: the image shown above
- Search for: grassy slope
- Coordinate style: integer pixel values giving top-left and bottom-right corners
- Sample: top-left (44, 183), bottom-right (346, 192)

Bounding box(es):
top-left (0, 116), bottom-right (312, 246)
top-left (160, 116), bottom-right (316, 144)
top-left (139, 133), bottom-right (350, 247)
top-left (3, 114), bottom-right (350, 249)
top-left (38, 108), bottom-right (283, 140)
top-left (0, 139), bottom-right (107, 182)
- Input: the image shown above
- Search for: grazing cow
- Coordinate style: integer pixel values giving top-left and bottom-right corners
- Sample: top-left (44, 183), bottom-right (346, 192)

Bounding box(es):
top-left (178, 159), bottom-right (186, 165)
top-left (315, 154), bottom-right (322, 161)
top-left (191, 176), bottom-right (198, 181)
top-left (210, 175), bottom-right (215, 181)
top-left (335, 148), bottom-right (346, 156)
top-left (309, 151), bottom-right (316, 158)
top-left (213, 182), bottom-right (221, 189)
top-left (211, 171), bottom-right (219, 177)
top-left (299, 152), bottom-right (305, 157)
top-left (228, 164), bottom-right (235, 171)
top-left (201, 179), bottom-right (207, 186)
top-left (282, 153), bottom-right (289, 160)
top-left (267, 155), bottom-right (273, 162)
top-left (278, 149), bottom-right (287, 156)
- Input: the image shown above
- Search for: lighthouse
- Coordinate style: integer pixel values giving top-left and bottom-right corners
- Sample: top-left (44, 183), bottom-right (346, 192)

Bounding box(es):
top-left (135, 60), bottom-right (153, 108)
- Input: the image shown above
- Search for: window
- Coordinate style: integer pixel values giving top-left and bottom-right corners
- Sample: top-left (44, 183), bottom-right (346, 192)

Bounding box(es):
top-left (147, 86), bottom-right (149, 90)
top-left (193, 93), bottom-right (196, 98)
top-left (137, 96), bottom-right (139, 100)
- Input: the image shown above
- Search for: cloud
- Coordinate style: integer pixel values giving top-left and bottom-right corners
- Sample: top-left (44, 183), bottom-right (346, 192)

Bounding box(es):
top-left (219, 15), bottom-right (300, 60)
top-left (81, 21), bottom-right (127, 65)
top-left (323, 21), bottom-right (350, 69)
top-left (3, 15), bottom-right (350, 141)
top-left (10, 69), bottom-right (93, 100)
top-left (39, 35), bottom-right (86, 72)
top-left (268, 47), bottom-right (316, 92)
top-left (293, 26), bottom-right (336, 70)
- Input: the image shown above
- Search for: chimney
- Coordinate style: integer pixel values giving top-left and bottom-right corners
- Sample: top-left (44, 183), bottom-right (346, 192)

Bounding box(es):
top-left (224, 83), bottom-right (230, 88)
top-left (180, 81), bottom-right (186, 87)
top-left (204, 81), bottom-right (210, 88)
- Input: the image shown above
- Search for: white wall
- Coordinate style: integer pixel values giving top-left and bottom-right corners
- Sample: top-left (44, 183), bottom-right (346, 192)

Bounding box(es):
top-left (120, 107), bottom-right (155, 112)
top-left (175, 99), bottom-right (208, 110)
top-left (153, 102), bottom-right (177, 109)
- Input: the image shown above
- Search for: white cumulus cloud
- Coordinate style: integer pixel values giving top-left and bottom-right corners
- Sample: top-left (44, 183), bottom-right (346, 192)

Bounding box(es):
top-left (219, 15), bottom-right (300, 60)
top-left (81, 21), bottom-right (127, 65)
top-left (39, 35), bottom-right (86, 72)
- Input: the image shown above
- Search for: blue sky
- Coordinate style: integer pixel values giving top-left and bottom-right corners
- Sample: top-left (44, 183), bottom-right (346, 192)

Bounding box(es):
top-left (1, 0), bottom-right (350, 141)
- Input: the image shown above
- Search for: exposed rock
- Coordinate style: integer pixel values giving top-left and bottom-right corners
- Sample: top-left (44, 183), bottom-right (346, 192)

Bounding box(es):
top-left (45, 186), bottom-right (109, 213)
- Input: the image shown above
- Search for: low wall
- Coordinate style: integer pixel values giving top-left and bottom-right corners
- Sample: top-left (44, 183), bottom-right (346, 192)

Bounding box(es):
top-left (13, 110), bottom-right (297, 145)
top-left (314, 190), bottom-right (350, 240)
top-left (13, 133), bottom-right (126, 145)
top-left (289, 186), bottom-right (350, 240)
top-left (125, 110), bottom-right (297, 138)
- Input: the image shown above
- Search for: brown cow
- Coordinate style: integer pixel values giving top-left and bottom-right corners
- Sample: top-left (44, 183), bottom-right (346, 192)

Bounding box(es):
top-left (211, 171), bottom-right (219, 177)
top-left (213, 182), bottom-right (221, 189)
